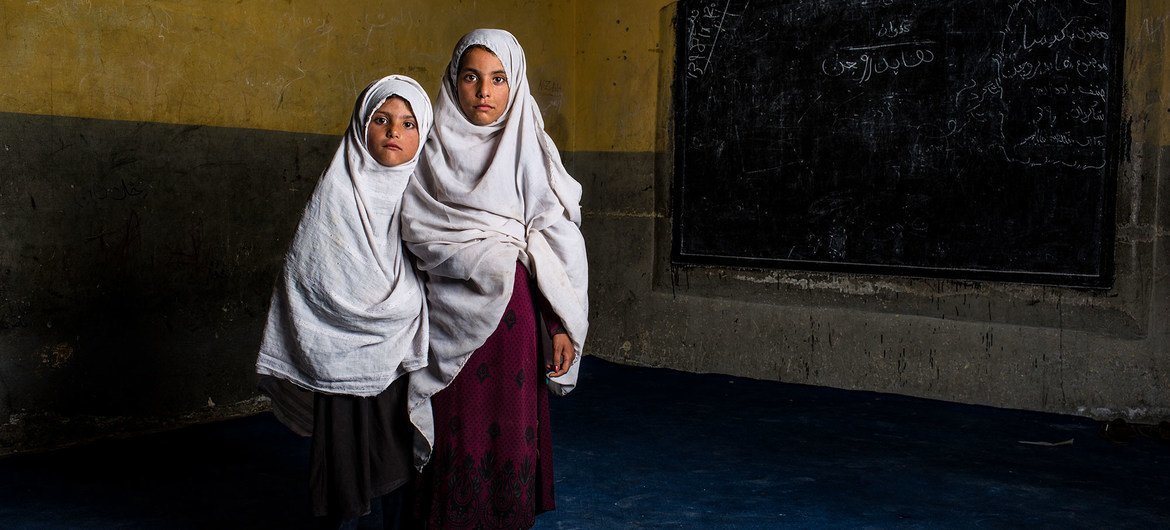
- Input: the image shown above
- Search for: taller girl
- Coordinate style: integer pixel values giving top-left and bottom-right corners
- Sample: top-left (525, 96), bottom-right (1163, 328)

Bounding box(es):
top-left (401, 29), bottom-right (589, 528)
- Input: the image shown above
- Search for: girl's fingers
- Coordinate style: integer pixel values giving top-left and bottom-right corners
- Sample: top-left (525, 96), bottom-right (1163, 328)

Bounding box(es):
top-left (547, 337), bottom-right (575, 377)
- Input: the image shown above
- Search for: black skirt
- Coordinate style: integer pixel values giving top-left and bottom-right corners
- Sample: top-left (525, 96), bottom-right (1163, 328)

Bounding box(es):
top-left (259, 375), bottom-right (414, 519)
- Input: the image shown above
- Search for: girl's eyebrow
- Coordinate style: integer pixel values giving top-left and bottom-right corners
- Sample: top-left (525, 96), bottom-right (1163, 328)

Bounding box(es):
top-left (370, 110), bottom-right (415, 122)
top-left (461, 66), bottom-right (508, 77)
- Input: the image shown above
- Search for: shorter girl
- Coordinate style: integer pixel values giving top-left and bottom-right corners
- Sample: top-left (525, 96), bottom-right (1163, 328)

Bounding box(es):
top-left (255, 75), bottom-right (433, 529)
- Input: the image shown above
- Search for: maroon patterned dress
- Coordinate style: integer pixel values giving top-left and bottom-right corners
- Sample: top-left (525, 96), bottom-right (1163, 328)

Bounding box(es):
top-left (412, 262), bottom-right (559, 528)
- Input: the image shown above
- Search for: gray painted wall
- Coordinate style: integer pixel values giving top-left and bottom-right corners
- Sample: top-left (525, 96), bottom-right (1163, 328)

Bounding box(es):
top-left (0, 112), bottom-right (335, 452)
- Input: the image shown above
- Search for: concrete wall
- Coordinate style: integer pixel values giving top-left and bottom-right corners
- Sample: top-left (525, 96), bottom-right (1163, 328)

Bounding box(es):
top-left (1, 0), bottom-right (1167, 454)
top-left (0, 0), bottom-right (575, 453)
top-left (574, 0), bottom-right (1170, 422)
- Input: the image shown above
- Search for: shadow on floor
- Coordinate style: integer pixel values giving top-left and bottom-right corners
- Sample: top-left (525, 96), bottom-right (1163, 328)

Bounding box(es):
top-left (1, 357), bottom-right (1167, 528)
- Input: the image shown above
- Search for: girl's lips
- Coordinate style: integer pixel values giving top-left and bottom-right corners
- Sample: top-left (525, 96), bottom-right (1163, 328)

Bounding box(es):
top-left (384, 142), bottom-right (401, 150)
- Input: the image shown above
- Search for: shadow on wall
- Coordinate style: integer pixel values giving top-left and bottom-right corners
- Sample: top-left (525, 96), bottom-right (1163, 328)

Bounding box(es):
top-left (0, 111), bottom-right (336, 452)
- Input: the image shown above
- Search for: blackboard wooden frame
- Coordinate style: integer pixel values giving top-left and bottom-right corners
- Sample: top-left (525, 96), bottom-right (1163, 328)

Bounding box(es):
top-left (671, 0), bottom-right (1125, 288)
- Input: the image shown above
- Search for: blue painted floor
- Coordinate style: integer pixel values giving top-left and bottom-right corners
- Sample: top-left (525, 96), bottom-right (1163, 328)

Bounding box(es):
top-left (1, 357), bottom-right (1167, 529)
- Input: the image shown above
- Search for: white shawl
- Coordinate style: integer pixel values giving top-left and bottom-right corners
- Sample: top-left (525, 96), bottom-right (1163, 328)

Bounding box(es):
top-left (256, 75), bottom-right (434, 397)
top-left (401, 29), bottom-right (589, 466)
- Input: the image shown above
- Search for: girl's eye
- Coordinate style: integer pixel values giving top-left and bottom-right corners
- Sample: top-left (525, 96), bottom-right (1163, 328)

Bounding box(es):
top-left (463, 73), bottom-right (477, 82)
top-left (493, 76), bottom-right (507, 85)
top-left (404, 122), bottom-right (416, 129)
top-left (373, 116), bottom-right (387, 125)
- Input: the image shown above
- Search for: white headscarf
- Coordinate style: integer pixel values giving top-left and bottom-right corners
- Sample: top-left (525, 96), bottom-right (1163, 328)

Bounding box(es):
top-left (256, 75), bottom-right (434, 396)
top-left (401, 29), bottom-right (589, 466)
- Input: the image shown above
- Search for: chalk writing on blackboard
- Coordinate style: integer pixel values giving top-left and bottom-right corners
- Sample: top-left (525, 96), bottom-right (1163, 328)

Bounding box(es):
top-left (950, 4), bottom-right (1114, 171)
top-left (877, 18), bottom-right (913, 38)
top-left (821, 42), bottom-right (937, 84)
top-left (74, 178), bottom-right (150, 207)
top-left (673, 0), bottom-right (1122, 287)
top-left (685, 1), bottom-right (741, 79)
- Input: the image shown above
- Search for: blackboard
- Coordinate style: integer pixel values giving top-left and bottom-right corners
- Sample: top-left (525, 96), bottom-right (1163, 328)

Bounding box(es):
top-left (672, 0), bottom-right (1124, 288)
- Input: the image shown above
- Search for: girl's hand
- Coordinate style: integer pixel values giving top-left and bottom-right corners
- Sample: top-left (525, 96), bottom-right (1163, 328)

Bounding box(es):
top-left (548, 333), bottom-right (575, 378)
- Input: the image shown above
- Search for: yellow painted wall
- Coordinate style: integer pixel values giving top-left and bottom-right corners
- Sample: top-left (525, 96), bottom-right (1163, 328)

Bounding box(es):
top-left (3, 1), bottom-right (1164, 151)
top-left (0, 0), bottom-right (576, 144)
top-left (573, 0), bottom-right (671, 152)
top-left (1125, 2), bottom-right (1170, 146)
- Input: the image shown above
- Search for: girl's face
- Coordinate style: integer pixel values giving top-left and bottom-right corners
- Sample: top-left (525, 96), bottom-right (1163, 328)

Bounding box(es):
top-left (365, 96), bottom-right (420, 167)
top-left (456, 46), bottom-right (510, 125)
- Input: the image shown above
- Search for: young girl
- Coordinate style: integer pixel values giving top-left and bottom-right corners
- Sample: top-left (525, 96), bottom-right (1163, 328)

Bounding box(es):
top-left (255, 74), bottom-right (433, 529)
top-left (401, 29), bottom-right (590, 528)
